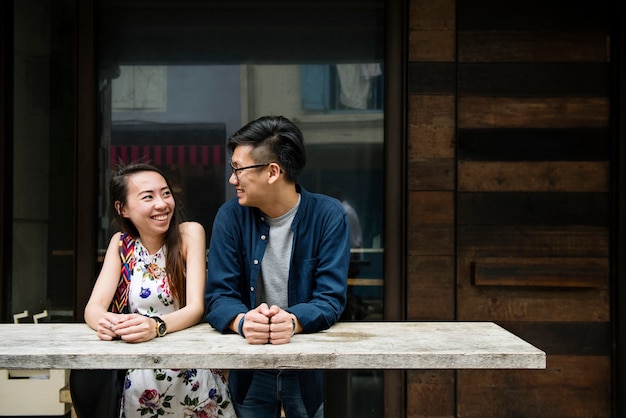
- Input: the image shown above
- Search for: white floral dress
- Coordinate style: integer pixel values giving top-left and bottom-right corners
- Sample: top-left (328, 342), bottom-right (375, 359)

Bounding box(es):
top-left (120, 237), bottom-right (236, 418)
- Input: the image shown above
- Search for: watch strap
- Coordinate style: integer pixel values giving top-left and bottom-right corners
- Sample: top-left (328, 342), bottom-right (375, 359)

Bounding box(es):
top-left (146, 315), bottom-right (166, 337)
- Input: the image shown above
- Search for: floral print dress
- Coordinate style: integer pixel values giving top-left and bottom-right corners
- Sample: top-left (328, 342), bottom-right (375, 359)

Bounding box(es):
top-left (120, 237), bottom-right (236, 418)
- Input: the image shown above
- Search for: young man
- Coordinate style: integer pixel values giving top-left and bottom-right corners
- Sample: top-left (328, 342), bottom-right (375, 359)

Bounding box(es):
top-left (205, 115), bottom-right (350, 418)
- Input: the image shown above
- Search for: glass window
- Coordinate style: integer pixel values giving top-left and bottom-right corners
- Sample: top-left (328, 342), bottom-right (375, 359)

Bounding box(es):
top-left (97, 1), bottom-right (384, 416)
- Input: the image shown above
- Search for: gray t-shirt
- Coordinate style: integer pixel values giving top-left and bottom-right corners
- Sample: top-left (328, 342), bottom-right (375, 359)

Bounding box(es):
top-left (256, 195), bottom-right (301, 308)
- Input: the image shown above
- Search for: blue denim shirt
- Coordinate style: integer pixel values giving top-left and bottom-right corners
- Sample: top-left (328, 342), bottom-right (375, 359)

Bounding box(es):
top-left (205, 185), bottom-right (350, 333)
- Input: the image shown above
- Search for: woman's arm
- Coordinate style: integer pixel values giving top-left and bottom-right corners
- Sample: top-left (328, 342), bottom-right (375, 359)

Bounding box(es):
top-left (157, 221), bottom-right (206, 332)
top-left (84, 232), bottom-right (124, 340)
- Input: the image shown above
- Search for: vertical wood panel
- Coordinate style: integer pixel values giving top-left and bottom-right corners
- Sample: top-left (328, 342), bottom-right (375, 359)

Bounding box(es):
top-left (407, 1), bottom-right (456, 416)
top-left (407, 256), bottom-right (455, 319)
top-left (408, 95), bottom-right (455, 159)
top-left (408, 0), bottom-right (455, 62)
top-left (407, 370), bottom-right (455, 418)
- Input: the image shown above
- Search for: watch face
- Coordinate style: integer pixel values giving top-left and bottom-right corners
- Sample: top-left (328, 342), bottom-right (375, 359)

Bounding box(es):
top-left (157, 322), bottom-right (167, 337)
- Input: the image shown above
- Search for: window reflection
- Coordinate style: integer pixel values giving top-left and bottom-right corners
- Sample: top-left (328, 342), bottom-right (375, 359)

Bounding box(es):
top-left (302, 64), bottom-right (384, 111)
top-left (98, 2), bottom-right (385, 415)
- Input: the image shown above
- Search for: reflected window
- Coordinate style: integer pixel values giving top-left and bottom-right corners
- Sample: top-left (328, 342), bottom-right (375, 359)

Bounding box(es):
top-left (10, 0), bottom-right (76, 323)
top-left (97, 2), bottom-right (385, 416)
top-left (302, 64), bottom-right (384, 111)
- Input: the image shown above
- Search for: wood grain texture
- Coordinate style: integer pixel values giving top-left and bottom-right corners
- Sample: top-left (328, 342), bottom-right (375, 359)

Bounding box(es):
top-left (407, 256), bottom-right (455, 320)
top-left (408, 224), bottom-right (455, 256)
top-left (458, 31), bottom-right (609, 62)
top-left (409, 0), bottom-right (455, 61)
top-left (409, 0), bottom-right (455, 30)
top-left (458, 63), bottom-right (609, 96)
top-left (457, 192), bottom-right (609, 226)
top-left (0, 323), bottom-right (545, 370)
top-left (457, 128), bottom-right (610, 161)
top-left (458, 97), bottom-right (609, 129)
top-left (458, 259), bottom-right (609, 322)
top-left (458, 161), bottom-right (609, 192)
top-left (456, 0), bottom-right (609, 31)
top-left (472, 257), bottom-right (609, 288)
top-left (409, 191), bottom-right (455, 224)
top-left (409, 95), bottom-right (456, 130)
top-left (499, 321), bottom-right (610, 356)
top-left (457, 356), bottom-right (610, 417)
top-left (407, 370), bottom-right (455, 417)
top-left (408, 159), bottom-right (455, 190)
top-left (457, 226), bottom-right (609, 258)
top-left (408, 62), bottom-right (456, 94)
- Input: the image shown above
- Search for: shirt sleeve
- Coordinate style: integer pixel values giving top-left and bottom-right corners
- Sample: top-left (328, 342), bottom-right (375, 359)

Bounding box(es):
top-left (287, 200), bottom-right (351, 333)
top-left (204, 204), bottom-right (249, 332)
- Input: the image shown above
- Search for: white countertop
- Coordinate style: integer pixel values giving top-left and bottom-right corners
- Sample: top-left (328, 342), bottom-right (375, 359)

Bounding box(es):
top-left (0, 321), bottom-right (545, 370)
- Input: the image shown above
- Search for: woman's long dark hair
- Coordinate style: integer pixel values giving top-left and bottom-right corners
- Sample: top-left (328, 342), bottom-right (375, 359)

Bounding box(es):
top-left (110, 162), bottom-right (186, 307)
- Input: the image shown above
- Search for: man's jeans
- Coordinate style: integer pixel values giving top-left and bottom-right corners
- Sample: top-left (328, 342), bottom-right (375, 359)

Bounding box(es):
top-left (232, 370), bottom-right (324, 418)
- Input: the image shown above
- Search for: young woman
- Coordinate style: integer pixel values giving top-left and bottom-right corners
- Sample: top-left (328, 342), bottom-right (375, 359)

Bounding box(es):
top-left (84, 163), bottom-right (235, 418)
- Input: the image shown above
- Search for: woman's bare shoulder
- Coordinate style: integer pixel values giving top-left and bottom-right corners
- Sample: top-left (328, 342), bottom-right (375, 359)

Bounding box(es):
top-left (179, 221), bottom-right (206, 239)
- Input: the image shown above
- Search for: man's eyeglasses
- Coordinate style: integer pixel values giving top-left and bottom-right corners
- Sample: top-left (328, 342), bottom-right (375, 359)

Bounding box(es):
top-left (230, 162), bottom-right (271, 179)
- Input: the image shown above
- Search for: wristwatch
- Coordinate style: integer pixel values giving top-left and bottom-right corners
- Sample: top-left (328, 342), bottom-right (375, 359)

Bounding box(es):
top-left (152, 316), bottom-right (167, 337)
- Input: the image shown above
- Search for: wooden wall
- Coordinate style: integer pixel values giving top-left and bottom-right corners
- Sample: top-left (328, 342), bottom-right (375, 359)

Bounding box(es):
top-left (406, 0), bottom-right (613, 416)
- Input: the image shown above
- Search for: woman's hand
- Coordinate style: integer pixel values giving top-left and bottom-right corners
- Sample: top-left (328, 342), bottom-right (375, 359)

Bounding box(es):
top-left (95, 312), bottom-right (125, 341)
top-left (110, 313), bottom-right (157, 343)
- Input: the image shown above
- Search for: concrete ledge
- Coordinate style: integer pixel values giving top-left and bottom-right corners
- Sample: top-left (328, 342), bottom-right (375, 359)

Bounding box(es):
top-left (0, 322), bottom-right (545, 370)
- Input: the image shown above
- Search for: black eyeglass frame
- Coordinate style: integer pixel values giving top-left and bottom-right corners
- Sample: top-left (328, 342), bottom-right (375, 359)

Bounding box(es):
top-left (230, 162), bottom-right (271, 178)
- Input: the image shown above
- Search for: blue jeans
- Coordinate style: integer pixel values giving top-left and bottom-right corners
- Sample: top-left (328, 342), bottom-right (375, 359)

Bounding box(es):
top-left (232, 370), bottom-right (324, 418)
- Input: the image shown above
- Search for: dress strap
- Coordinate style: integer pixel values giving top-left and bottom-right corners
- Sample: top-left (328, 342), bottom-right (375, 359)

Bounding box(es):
top-left (109, 233), bottom-right (135, 313)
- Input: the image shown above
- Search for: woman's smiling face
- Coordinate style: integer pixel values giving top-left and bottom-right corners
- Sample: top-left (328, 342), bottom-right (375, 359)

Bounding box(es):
top-left (120, 170), bottom-right (175, 238)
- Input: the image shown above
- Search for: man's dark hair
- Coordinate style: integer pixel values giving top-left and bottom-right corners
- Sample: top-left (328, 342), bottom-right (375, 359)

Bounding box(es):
top-left (227, 115), bottom-right (307, 183)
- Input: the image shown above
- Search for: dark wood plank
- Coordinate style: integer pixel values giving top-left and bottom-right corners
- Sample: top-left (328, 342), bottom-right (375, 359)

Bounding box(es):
top-left (408, 94), bottom-right (455, 158)
top-left (457, 271), bottom-right (610, 322)
top-left (407, 370), bottom-right (455, 417)
top-left (472, 257), bottom-right (609, 288)
top-left (457, 192), bottom-right (609, 226)
top-left (458, 63), bottom-right (609, 97)
top-left (408, 28), bottom-right (455, 62)
top-left (458, 161), bottom-right (609, 192)
top-left (408, 62), bottom-right (455, 94)
top-left (458, 97), bottom-right (609, 129)
top-left (408, 225), bottom-right (454, 256)
top-left (457, 226), bottom-right (609, 258)
top-left (458, 356), bottom-right (610, 417)
top-left (409, 94), bottom-right (455, 129)
top-left (409, 0), bottom-right (455, 30)
top-left (408, 125), bottom-right (455, 159)
top-left (409, 191), bottom-right (454, 224)
top-left (457, 128), bottom-right (610, 161)
top-left (457, 0), bottom-right (609, 30)
top-left (407, 159), bottom-right (455, 190)
top-left (407, 255), bottom-right (455, 320)
top-left (458, 30), bottom-right (608, 62)
top-left (498, 321), bottom-right (610, 356)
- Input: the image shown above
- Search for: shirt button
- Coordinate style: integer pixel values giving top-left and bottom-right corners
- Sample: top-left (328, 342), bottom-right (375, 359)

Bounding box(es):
top-left (260, 216), bottom-right (265, 221)
top-left (253, 259), bottom-right (259, 265)
top-left (250, 286), bottom-right (254, 292)
top-left (261, 235), bottom-right (267, 240)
